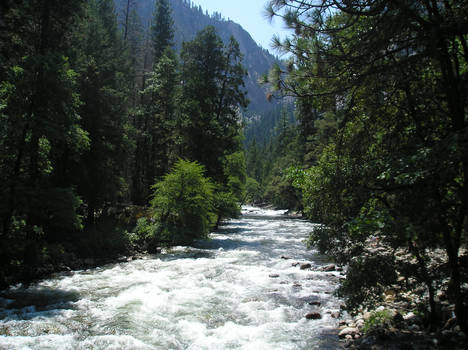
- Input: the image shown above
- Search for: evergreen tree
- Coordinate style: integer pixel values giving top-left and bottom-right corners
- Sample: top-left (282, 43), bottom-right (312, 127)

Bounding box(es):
top-left (133, 48), bottom-right (179, 204)
top-left (179, 26), bottom-right (248, 182)
top-left (122, 0), bottom-right (137, 41)
top-left (151, 0), bottom-right (174, 63)
top-left (72, 0), bottom-right (129, 224)
top-left (126, 8), bottom-right (145, 107)
top-left (0, 0), bottom-right (87, 237)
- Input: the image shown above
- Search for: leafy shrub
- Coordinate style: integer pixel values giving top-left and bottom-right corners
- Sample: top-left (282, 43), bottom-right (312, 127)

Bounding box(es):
top-left (223, 151), bottom-right (247, 201)
top-left (150, 159), bottom-right (214, 245)
top-left (363, 310), bottom-right (393, 333)
top-left (129, 217), bottom-right (159, 245)
top-left (213, 190), bottom-right (240, 225)
top-left (339, 253), bottom-right (398, 309)
top-left (245, 177), bottom-right (262, 204)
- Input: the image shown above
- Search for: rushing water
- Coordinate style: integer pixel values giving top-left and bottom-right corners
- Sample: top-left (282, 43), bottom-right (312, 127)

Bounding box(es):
top-left (0, 207), bottom-right (344, 350)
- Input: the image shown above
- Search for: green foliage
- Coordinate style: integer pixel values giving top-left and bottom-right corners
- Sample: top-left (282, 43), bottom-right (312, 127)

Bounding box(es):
top-left (133, 48), bottom-right (178, 203)
top-left (73, 0), bottom-right (130, 223)
top-left (212, 190), bottom-right (241, 223)
top-left (362, 310), bottom-right (393, 333)
top-left (339, 254), bottom-right (398, 310)
top-left (0, 0), bottom-right (87, 238)
top-left (223, 151), bottom-right (247, 202)
top-left (30, 187), bottom-right (84, 235)
top-left (267, 0), bottom-right (468, 329)
top-left (151, 0), bottom-right (174, 62)
top-left (150, 159), bottom-right (215, 245)
top-left (74, 217), bottom-right (131, 258)
top-left (179, 26), bottom-right (248, 182)
top-left (245, 177), bottom-right (262, 204)
top-left (244, 105), bottom-right (303, 209)
top-left (129, 217), bottom-right (158, 245)
top-left (0, 0), bottom-right (250, 286)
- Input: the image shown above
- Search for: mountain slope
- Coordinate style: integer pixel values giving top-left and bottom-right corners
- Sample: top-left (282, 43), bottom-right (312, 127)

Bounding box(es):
top-left (115, 0), bottom-right (279, 113)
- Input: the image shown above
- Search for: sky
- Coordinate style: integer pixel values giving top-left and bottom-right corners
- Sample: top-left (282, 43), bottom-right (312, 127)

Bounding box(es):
top-left (190, 0), bottom-right (292, 53)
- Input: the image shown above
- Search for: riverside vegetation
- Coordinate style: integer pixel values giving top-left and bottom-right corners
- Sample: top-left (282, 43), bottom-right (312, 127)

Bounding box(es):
top-left (0, 0), bottom-right (247, 287)
top-left (1, 0), bottom-right (467, 348)
top-left (251, 0), bottom-right (467, 347)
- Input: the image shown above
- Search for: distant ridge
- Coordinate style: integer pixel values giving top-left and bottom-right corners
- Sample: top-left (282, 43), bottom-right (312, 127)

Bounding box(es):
top-left (114, 0), bottom-right (279, 113)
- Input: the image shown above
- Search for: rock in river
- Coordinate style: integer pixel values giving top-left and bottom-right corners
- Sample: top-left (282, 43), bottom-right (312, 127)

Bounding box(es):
top-left (338, 327), bottom-right (360, 339)
top-left (321, 264), bottom-right (336, 272)
top-left (305, 312), bottom-right (322, 320)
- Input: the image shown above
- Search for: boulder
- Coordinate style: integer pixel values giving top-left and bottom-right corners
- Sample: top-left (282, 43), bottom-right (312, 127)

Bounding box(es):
top-left (281, 255), bottom-right (292, 260)
top-left (356, 319), bottom-right (365, 329)
top-left (269, 273), bottom-right (280, 278)
top-left (339, 327), bottom-right (360, 339)
top-left (305, 312), bottom-right (322, 320)
top-left (403, 311), bottom-right (416, 321)
top-left (300, 263), bottom-right (312, 270)
top-left (321, 264), bottom-right (336, 272)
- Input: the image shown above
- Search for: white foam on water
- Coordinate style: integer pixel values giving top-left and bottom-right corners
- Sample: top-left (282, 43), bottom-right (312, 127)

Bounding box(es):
top-left (0, 334), bottom-right (76, 350)
top-left (0, 207), bottom-right (342, 349)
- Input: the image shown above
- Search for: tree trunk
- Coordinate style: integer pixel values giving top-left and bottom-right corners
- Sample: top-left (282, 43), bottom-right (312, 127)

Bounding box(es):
top-left (409, 241), bottom-right (438, 327)
top-left (123, 0), bottom-right (131, 41)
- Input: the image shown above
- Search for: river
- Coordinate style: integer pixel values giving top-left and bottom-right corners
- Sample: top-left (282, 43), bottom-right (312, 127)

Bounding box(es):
top-left (0, 207), bottom-right (344, 349)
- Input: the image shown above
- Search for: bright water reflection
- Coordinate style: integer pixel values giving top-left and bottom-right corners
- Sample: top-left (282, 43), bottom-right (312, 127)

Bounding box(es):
top-left (0, 207), bottom-right (343, 349)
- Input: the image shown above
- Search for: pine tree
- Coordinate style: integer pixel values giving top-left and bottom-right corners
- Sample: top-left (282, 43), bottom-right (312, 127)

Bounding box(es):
top-left (72, 0), bottom-right (129, 224)
top-left (122, 0), bottom-right (137, 41)
top-left (132, 48), bottom-right (179, 204)
top-left (0, 0), bottom-right (87, 237)
top-left (126, 8), bottom-right (144, 107)
top-left (130, 0), bottom-right (177, 204)
top-left (179, 26), bottom-right (248, 181)
top-left (151, 0), bottom-right (174, 63)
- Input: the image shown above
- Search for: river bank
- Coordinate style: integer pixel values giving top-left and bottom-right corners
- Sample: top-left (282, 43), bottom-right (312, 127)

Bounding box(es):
top-left (339, 304), bottom-right (466, 350)
top-left (0, 238), bottom-right (145, 290)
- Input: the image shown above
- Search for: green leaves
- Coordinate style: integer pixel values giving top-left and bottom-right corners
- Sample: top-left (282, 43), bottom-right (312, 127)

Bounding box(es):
top-left (266, 0), bottom-right (468, 323)
top-left (179, 26), bottom-right (247, 182)
top-left (150, 159), bottom-right (215, 245)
